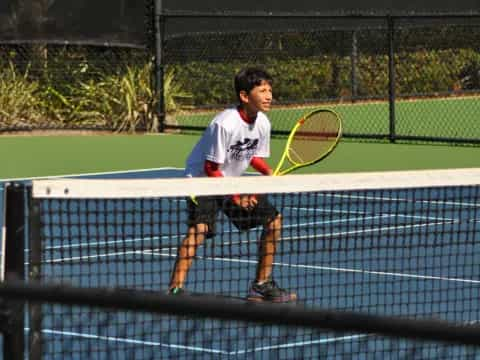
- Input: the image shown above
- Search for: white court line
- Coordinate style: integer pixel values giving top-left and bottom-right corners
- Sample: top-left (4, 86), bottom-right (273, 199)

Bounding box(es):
top-left (164, 192), bottom-right (480, 209)
top-left (34, 189), bottom-right (475, 257)
top-left (0, 167), bottom-right (185, 182)
top-left (318, 192), bottom-right (480, 208)
top-left (37, 221), bottom-right (478, 282)
top-left (35, 215), bottom-right (388, 255)
top-left (37, 329), bottom-right (230, 355)
top-left (43, 249), bottom-right (151, 264)
top-left (234, 334), bottom-right (371, 355)
top-left (38, 208), bottom-right (458, 254)
top-left (36, 215), bottom-right (423, 262)
top-left (153, 251), bottom-right (480, 285)
top-left (35, 215), bottom-right (385, 255)
top-left (36, 216), bottom-right (362, 253)
top-left (40, 235), bottom-right (166, 253)
top-left (27, 328), bottom-right (371, 355)
top-left (284, 206), bottom-right (456, 221)
top-left (37, 215), bottom-right (480, 284)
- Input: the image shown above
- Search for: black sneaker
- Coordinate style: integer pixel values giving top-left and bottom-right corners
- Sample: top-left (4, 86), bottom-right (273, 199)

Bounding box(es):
top-left (247, 279), bottom-right (297, 303)
top-left (168, 287), bottom-right (187, 296)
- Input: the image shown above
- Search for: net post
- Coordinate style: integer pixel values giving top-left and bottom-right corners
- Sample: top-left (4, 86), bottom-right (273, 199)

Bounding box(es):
top-left (28, 195), bottom-right (43, 360)
top-left (2, 183), bottom-right (26, 360)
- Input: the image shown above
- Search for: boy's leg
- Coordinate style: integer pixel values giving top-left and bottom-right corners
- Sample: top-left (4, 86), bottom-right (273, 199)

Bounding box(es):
top-left (248, 214), bottom-right (297, 302)
top-left (169, 196), bottom-right (218, 293)
top-left (168, 223), bottom-right (208, 292)
top-left (255, 214), bottom-right (282, 282)
top-left (223, 195), bottom-right (281, 281)
top-left (223, 195), bottom-right (296, 302)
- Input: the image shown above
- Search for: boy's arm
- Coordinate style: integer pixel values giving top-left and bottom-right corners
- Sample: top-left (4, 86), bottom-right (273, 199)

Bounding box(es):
top-left (250, 156), bottom-right (272, 176)
top-left (205, 157), bottom-right (272, 176)
top-left (204, 159), bottom-right (223, 177)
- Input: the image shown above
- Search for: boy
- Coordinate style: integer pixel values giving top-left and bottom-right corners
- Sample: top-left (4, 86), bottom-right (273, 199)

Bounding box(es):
top-left (168, 67), bottom-right (296, 303)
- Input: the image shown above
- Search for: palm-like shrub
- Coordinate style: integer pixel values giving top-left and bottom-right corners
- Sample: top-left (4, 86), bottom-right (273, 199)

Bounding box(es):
top-left (0, 62), bottom-right (41, 129)
top-left (45, 63), bottom-right (192, 132)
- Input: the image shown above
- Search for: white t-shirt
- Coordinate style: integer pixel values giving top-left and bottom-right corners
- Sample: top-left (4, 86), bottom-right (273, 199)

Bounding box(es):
top-left (185, 108), bottom-right (271, 177)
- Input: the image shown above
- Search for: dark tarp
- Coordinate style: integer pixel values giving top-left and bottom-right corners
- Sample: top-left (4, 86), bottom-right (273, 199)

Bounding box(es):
top-left (1, 0), bottom-right (479, 43)
top-left (0, 0), bottom-right (148, 46)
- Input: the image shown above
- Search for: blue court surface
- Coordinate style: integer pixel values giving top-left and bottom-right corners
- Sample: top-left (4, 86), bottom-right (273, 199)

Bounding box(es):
top-left (1, 168), bottom-right (480, 359)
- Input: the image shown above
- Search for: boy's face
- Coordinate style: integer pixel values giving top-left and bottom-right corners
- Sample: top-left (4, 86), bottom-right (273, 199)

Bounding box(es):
top-left (240, 80), bottom-right (272, 114)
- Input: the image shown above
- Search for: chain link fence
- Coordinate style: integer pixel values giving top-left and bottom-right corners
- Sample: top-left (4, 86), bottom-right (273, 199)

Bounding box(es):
top-left (162, 16), bottom-right (480, 145)
top-left (0, 44), bottom-right (151, 132)
top-left (0, 0), bottom-right (153, 133)
top-left (1, 8), bottom-right (479, 144)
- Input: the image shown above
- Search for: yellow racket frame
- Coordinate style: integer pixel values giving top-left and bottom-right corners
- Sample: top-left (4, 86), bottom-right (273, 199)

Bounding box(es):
top-left (273, 108), bottom-right (342, 176)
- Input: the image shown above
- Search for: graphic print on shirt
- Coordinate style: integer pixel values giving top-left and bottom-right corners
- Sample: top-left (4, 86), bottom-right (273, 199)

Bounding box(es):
top-left (228, 138), bottom-right (259, 161)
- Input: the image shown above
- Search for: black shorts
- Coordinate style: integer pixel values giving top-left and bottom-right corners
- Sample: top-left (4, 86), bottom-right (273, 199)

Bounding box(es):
top-left (186, 194), bottom-right (279, 239)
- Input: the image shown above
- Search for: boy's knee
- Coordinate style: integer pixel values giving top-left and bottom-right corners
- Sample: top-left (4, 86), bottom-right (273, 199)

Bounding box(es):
top-left (267, 214), bottom-right (282, 231)
top-left (184, 224), bottom-right (209, 246)
top-left (195, 223), bottom-right (209, 235)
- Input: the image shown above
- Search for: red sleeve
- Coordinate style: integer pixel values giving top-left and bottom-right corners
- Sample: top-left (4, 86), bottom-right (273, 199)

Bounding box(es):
top-left (250, 157), bottom-right (272, 176)
top-left (204, 160), bottom-right (223, 177)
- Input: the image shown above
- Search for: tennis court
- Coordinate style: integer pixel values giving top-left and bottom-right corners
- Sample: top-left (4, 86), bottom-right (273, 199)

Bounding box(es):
top-left (12, 167), bottom-right (480, 359)
top-left (2, 2), bottom-right (480, 358)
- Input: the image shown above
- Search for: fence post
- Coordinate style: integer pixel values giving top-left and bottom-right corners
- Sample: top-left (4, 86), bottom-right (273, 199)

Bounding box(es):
top-left (154, 0), bottom-right (165, 132)
top-left (387, 16), bottom-right (396, 143)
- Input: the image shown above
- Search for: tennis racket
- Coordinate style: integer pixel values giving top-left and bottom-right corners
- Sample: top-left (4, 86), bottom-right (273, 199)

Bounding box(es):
top-left (273, 108), bottom-right (342, 176)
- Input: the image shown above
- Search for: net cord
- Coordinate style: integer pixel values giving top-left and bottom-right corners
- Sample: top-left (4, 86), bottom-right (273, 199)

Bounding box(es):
top-left (31, 168), bottom-right (480, 199)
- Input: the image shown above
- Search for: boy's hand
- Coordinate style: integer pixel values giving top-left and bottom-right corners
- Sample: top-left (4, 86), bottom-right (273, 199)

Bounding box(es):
top-left (232, 194), bottom-right (258, 209)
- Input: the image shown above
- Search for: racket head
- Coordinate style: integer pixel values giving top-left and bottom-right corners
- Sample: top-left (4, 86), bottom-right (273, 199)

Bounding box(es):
top-left (275, 108), bottom-right (342, 175)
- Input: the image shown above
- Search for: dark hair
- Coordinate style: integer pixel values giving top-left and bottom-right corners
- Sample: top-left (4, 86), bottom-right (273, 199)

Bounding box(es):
top-left (234, 67), bottom-right (273, 102)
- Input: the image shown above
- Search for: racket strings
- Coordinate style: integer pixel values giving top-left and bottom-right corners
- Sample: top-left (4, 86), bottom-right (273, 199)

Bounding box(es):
top-left (274, 109), bottom-right (342, 175)
top-left (289, 114), bottom-right (339, 164)
top-left (288, 147), bottom-right (306, 164)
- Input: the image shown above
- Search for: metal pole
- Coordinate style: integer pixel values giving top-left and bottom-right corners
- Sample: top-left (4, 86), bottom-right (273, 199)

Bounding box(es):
top-left (154, 0), bottom-right (165, 132)
top-left (387, 16), bottom-right (396, 143)
top-left (350, 30), bottom-right (358, 102)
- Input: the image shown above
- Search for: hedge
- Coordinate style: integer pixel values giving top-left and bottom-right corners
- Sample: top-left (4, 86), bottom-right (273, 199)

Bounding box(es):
top-left (171, 48), bottom-right (480, 106)
top-left (1, 46), bottom-right (479, 131)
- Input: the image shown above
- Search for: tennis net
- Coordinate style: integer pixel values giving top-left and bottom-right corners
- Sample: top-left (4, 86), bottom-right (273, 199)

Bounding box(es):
top-left (17, 168), bottom-right (480, 358)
